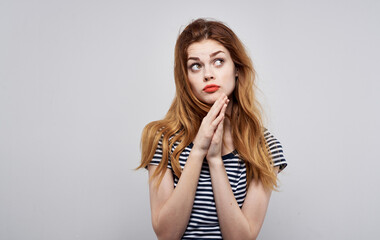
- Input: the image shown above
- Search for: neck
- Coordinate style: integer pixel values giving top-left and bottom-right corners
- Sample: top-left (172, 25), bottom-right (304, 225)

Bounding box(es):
top-left (226, 97), bottom-right (233, 116)
top-left (223, 98), bottom-right (234, 131)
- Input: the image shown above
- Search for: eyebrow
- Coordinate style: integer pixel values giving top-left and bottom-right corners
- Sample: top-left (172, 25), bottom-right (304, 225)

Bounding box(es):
top-left (187, 50), bottom-right (225, 62)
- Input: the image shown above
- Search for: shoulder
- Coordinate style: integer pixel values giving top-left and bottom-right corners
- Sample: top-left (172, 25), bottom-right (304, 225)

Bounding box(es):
top-left (263, 128), bottom-right (281, 146)
top-left (263, 128), bottom-right (288, 173)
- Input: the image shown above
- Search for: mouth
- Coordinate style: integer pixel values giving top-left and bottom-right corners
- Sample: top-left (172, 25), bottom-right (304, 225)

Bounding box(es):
top-left (203, 84), bottom-right (220, 93)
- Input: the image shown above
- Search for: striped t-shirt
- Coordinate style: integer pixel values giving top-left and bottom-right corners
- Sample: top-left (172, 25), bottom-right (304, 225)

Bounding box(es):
top-left (147, 129), bottom-right (287, 239)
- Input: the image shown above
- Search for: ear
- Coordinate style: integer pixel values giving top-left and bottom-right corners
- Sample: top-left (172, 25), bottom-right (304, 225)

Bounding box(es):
top-left (235, 66), bottom-right (239, 77)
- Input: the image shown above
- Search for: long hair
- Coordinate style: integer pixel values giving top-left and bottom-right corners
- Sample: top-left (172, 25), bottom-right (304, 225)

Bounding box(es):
top-left (135, 18), bottom-right (279, 191)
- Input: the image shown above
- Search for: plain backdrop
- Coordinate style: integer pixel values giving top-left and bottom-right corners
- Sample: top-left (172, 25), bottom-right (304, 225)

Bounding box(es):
top-left (1, 0), bottom-right (379, 239)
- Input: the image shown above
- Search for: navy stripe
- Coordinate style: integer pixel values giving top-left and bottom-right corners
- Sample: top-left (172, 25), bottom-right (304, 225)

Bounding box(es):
top-left (147, 129), bottom-right (287, 239)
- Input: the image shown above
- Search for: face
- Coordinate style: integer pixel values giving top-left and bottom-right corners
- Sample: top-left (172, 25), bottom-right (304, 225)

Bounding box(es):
top-left (186, 39), bottom-right (237, 105)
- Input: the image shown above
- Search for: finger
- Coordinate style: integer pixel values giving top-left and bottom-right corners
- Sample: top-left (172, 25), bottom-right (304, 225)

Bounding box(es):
top-left (213, 114), bottom-right (225, 141)
top-left (207, 94), bottom-right (227, 120)
top-left (209, 94), bottom-right (225, 115)
top-left (210, 114), bottom-right (224, 145)
top-left (210, 103), bottom-right (227, 129)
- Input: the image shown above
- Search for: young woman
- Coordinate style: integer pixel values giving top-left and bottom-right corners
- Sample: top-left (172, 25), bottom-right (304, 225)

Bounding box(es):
top-left (136, 18), bottom-right (287, 240)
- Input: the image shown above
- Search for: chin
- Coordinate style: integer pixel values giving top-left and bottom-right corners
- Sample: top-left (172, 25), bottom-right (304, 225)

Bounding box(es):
top-left (200, 96), bottom-right (219, 105)
top-left (197, 90), bottom-right (232, 105)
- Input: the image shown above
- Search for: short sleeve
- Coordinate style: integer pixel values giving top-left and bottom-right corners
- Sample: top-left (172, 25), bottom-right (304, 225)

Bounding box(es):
top-left (144, 137), bottom-right (172, 170)
top-left (264, 129), bottom-right (288, 173)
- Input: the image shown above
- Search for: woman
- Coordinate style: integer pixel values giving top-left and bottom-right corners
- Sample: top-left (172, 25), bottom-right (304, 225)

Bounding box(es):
top-left (136, 18), bottom-right (287, 239)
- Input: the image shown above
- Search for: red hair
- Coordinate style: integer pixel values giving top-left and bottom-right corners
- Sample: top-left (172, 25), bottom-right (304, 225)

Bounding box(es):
top-left (136, 18), bottom-right (278, 191)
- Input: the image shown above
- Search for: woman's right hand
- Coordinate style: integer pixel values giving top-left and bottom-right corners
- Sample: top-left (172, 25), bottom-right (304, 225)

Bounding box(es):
top-left (192, 93), bottom-right (229, 155)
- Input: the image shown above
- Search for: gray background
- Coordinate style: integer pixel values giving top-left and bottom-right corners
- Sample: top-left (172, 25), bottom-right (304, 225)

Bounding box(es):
top-left (1, 0), bottom-right (379, 239)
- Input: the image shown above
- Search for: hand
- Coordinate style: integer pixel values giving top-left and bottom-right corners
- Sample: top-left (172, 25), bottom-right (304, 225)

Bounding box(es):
top-left (206, 100), bottom-right (228, 163)
top-left (192, 93), bottom-right (229, 156)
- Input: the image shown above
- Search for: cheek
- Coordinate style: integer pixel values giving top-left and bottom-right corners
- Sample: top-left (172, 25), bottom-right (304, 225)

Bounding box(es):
top-left (227, 81), bottom-right (236, 94)
top-left (187, 77), bottom-right (201, 98)
top-left (188, 75), bottom-right (201, 90)
top-left (223, 72), bottom-right (236, 93)
top-left (220, 69), bottom-right (235, 84)
top-left (187, 78), bottom-right (195, 91)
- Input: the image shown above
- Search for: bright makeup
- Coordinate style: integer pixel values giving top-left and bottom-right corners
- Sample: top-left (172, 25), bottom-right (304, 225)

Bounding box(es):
top-left (203, 84), bottom-right (220, 93)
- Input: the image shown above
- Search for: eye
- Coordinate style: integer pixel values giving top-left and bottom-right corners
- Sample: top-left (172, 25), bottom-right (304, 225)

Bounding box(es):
top-left (215, 58), bottom-right (224, 66)
top-left (190, 63), bottom-right (201, 71)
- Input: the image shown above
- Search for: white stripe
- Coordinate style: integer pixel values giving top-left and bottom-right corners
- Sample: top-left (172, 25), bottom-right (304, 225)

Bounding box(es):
top-left (148, 129), bottom-right (287, 238)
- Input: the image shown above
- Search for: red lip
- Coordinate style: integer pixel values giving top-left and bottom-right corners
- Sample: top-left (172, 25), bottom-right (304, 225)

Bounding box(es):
top-left (203, 84), bottom-right (220, 93)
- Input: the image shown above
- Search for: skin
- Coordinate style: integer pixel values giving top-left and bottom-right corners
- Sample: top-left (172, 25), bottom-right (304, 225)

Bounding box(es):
top-left (148, 39), bottom-right (280, 240)
top-left (187, 39), bottom-right (237, 106)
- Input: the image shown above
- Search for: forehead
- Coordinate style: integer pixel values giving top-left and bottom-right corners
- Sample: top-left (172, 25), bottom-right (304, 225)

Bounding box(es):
top-left (187, 39), bottom-right (229, 58)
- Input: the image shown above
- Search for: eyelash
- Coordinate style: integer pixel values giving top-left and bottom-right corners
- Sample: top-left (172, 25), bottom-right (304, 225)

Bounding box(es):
top-left (189, 58), bottom-right (225, 70)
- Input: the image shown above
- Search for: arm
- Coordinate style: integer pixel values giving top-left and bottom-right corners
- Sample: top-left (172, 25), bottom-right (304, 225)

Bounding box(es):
top-left (148, 148), bottom-right (205, 240)
top-left (209, 164), bottom-right (280, 240)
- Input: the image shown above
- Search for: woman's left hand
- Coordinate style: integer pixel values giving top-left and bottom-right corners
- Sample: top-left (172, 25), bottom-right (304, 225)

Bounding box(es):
top-left (206, 102), bottom-right (227, 166)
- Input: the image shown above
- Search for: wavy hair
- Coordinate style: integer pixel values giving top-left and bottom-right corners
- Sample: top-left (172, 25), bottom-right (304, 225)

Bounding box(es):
top-left (136, 18), bottom-right (279, 191)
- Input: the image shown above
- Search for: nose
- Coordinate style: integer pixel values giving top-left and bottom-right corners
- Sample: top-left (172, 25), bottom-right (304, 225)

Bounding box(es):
top-left (204, 66), bottom-right (214, 82)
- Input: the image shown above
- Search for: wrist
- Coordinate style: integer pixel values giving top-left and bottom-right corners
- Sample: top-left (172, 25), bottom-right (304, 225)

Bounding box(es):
top-left (207, 157), bottom-right (224, 168)
top-left (190, 145), bottom-right (207, 158)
